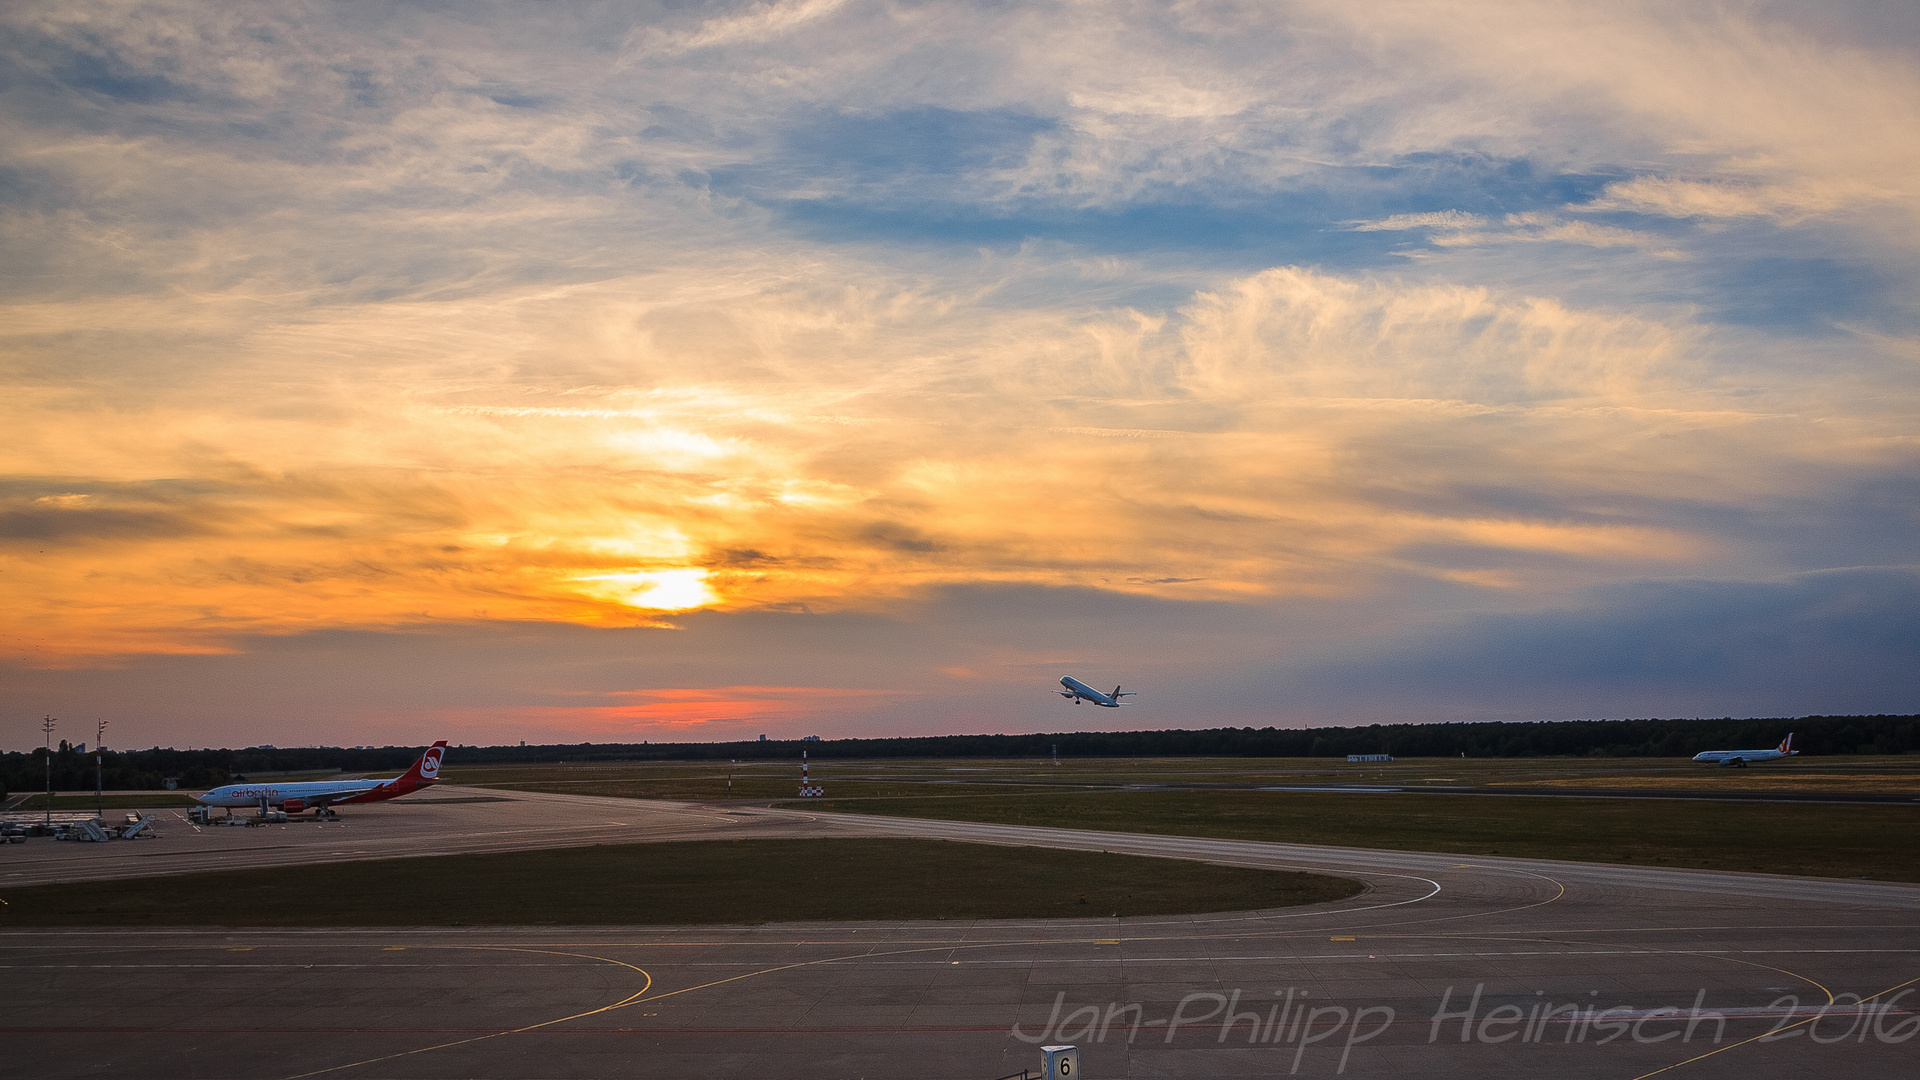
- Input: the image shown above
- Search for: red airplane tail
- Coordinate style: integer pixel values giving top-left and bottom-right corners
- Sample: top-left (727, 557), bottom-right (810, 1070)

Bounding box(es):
top-left (1778, 733), bottom-right (1796, 755)
top-left (380, 740), bottom-right (448, 796)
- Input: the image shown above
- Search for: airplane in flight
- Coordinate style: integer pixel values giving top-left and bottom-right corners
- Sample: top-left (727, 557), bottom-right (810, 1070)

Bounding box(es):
top-left (1057, 676), bottom-right (1135, 708)
top-left (196, 741), bottom-right (447, 818)
top-left (1692, 733), bottom-right (1798, 768)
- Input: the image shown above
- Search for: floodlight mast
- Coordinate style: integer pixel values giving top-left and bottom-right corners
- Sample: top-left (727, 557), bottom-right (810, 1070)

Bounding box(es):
top-left (41, 715), bottom-right (55, 828)
top-left (96, 719), bottom-right (109, 817)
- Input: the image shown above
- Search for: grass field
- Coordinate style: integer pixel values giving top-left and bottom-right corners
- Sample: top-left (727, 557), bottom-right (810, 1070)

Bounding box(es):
top-left (0, 838), bottom-right (1362, 927)
top-left (11, 793), bottom-right (198, 811)
top-left (448, 753), bottom-right (1920, 799)
top-left (438, 756), bottom-right (1920, 883)
top-left (440, 760), bottom-right (1083, 802)
top-left (780, 789), bottom-right (1920, 882)
top-left (1505, 772), bottom-right (1920, 793)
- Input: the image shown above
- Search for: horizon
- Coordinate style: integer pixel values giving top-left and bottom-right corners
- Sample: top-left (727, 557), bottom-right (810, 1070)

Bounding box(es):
top-left (6, 711), bottom-right (1894, 757)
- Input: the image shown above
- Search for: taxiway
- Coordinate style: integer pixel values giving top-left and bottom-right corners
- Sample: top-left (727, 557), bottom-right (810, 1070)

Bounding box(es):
top-left (3, 789), bottom-right (1916, 1078)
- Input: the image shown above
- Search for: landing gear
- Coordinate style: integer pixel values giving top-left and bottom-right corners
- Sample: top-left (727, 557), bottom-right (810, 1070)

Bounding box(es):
top-left (316, 808), bottom-right (339, 820)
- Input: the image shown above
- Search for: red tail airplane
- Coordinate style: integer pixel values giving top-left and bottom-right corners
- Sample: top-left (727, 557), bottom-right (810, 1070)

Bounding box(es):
top-left (195, 741), bottom-right (447, 818)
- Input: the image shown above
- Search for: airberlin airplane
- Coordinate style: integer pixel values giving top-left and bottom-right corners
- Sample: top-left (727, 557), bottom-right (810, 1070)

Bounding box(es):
top-left (196, 741), bottom-right (447, 818)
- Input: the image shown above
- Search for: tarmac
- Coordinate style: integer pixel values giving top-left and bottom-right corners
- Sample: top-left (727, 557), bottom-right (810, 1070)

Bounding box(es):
top-left (3, 787), bottom-right (1918, 1078)
top-left (0, 787), bottom-right (797, 889)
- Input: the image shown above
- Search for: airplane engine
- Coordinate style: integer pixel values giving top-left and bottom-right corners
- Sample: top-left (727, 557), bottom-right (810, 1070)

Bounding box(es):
top-left (282, 798), bottom-right (306, 813)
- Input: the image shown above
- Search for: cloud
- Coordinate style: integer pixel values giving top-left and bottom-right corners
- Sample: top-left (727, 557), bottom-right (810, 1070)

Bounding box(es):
top-left (4, 567), bottom-right (1910, 747)
top-left (1580, 175), bottom-right (1902, 225)
top-left (1268, 566), bottom-right (1920, 720)
top-left (1348, 211), bottom-right (1488, 232)
top-left (13, 255), bottom-right (1895, 665)
top-left (0, 504), bottom-right (204, 543)
top-left (0, 1), bottom-right (1914, 740)
top-left (1177, 265), bottom-right (1690, 401)
top-left (1348, 210), bottom-right (1681, 257)
top-left (627, 0), bottom-right (853, 58)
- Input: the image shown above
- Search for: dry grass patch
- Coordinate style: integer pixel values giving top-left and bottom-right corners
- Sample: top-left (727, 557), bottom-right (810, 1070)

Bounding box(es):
top-left (0, 837), bottom-right (1362, 926)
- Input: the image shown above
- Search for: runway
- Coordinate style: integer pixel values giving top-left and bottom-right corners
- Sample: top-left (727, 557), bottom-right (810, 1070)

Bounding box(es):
top-left (3, 790), bottom-right (1918, 1078)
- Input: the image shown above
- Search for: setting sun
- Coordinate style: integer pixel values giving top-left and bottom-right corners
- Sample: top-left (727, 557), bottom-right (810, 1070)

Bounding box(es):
top-left (576, 569), bottom-right (720, 612)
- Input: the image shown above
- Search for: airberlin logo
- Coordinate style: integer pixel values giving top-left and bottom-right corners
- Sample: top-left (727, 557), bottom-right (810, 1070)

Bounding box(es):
top-left (419, 747), bottom-right (443, 778)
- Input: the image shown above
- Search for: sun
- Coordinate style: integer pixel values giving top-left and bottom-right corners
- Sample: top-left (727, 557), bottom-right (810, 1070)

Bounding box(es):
top-left (576, 568), bottom-right (719, 612)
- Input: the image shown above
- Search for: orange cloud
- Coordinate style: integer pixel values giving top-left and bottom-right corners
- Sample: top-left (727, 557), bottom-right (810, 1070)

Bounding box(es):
top-left (427, 686), bottom-right (902, 739)
top-left (0, 265), bottom-right (1882, 663)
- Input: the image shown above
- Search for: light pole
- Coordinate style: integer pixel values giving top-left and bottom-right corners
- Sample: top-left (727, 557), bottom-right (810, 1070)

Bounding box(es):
top-left (41, 715), bottom-right (56, 828)
top-left (96, 719), bottom-right (109, 818)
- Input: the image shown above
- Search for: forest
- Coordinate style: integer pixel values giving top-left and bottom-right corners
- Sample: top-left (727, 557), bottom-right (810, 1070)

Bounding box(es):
top-left (3, 713), bottom-right (1913, 798)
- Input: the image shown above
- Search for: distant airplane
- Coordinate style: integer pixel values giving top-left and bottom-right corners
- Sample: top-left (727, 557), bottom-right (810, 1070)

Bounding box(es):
top-left (1058, 676), bottom-right (1134, 708)
top-left (197, 741), bottom-right (447, 818)
top-left (1692, 733), bottom-right (1797, 768)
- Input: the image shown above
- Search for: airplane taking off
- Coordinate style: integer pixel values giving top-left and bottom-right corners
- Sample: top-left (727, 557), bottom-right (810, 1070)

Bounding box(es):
top-left (1692, 734), bottom-right (1797, 768)
top-left (1058, 676), bottom-right (1135, 708)
top-left (196, 741), bottom-right (447, 818)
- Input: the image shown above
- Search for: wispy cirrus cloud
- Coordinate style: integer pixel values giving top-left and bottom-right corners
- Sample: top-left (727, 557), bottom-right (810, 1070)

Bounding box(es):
top-left (1348, 212), bottom-right (1489, 232)
top-left (626, 0), bottom-right (853, 57)
top-left (1580, 174), bottom-right (1908, 225)
top-left (1348, 211), bottom-right (1682, 257)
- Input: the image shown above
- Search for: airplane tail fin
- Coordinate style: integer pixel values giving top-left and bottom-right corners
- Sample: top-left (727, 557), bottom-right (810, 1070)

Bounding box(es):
top-left (381, 740), bottom-right (448, 793)
top-left (1779, 733), bottom-right (1795, 755)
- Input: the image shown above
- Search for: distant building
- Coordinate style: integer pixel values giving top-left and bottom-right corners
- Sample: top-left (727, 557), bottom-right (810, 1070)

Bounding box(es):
top-left (1347, 753), bottom-right (1393, 763)
top-left (758, 734), bottom-right (768, 742)
top-left (802, 735), bottom-right (821, 742)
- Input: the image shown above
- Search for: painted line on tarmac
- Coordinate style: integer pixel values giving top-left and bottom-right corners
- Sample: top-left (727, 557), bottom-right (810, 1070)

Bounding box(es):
top-left (282, 946), bottom-right (656, 1080)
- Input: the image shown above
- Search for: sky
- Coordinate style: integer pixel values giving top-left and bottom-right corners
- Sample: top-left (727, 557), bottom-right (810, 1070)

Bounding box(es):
top-left (2, 1), bottom-right (1916, 750)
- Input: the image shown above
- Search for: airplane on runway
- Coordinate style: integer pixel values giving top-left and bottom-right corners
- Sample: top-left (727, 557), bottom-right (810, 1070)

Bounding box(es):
top-left (1692, 733), bottom-right (1797, 767)
top-left (1057, 676), bottom-right (1134, 708)
top-left (196, 741), bottom-right (447, 818)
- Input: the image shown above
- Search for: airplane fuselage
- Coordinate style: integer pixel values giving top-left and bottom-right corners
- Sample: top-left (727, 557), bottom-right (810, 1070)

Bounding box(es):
top-left (1692, 734), bottom-right (1796, 767)
top-left (1058, 676), bottom-right (1129, 708)
top-left (196, 779), bottom-right (389, 808)
top-left (1691, 749), bottom-right (1789, 766)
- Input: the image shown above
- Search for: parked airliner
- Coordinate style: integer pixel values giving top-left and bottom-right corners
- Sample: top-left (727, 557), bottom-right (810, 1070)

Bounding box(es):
top-left (196, 741), bottom-right (447, 817)
top-left (1692, 734), bottom-right (1797, 768)
top-left (1058, 676), bottom-right (1134, 708)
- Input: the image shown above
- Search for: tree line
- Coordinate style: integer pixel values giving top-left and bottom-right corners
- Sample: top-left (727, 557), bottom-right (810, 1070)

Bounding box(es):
top-left (3, 714), bottom-right (1912, 797)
